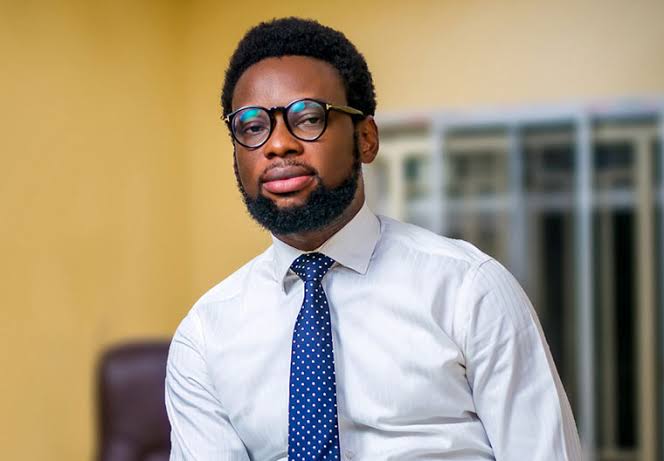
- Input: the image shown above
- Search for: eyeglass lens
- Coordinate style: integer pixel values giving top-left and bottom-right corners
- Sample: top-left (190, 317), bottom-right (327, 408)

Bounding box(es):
top-left (232, 100), bottom-right (327, 147)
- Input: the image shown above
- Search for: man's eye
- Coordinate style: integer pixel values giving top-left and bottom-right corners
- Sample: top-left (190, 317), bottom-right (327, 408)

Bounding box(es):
top-left (241, 123), bottom-right (268, 135)
top-left (293, 112), bottom-right (324, 127)
top-left (301, 116), bottom-right (321, 125)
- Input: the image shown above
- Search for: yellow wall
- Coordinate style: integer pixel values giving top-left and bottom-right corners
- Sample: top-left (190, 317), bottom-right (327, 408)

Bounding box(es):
top-left (1, 0), bottom-right (663, 459)
top-left (0, 1), bottom-right (189, 459)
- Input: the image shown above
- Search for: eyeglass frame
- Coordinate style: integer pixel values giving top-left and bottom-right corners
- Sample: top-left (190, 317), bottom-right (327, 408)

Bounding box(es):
top-left (222, 98), bottom-right (365, 149)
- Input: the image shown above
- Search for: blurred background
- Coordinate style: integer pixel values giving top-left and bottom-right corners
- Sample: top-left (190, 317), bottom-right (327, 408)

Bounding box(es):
top-left (1, 0), bottom-right (663, 459)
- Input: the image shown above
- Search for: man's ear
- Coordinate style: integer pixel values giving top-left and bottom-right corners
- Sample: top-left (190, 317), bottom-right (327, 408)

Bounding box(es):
top-left (356, 116), bottom-right (379, 164)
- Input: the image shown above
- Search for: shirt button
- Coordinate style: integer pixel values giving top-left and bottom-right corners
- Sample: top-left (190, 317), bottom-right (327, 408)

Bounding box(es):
top-left (344, 449), bottom-right (354, 460)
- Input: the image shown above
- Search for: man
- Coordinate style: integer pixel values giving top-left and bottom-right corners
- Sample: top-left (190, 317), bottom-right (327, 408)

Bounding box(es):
top-left (166, 17), bottom-right (582, 461)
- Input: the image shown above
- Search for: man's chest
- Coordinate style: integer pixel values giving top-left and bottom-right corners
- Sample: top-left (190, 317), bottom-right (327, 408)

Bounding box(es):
top-left (204, 279), bottom-right (476, 458)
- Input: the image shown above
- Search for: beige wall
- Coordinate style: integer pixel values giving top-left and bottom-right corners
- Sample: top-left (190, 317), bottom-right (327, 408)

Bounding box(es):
top-left (2, 0), bottom-right (663, 459)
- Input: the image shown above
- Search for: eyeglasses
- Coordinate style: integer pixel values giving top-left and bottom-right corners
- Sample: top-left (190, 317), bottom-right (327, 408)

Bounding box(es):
top-left (223, 98), bottom-right (364, 149)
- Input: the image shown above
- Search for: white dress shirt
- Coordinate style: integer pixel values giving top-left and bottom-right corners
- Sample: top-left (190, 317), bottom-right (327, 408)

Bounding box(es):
top-left (166, 202), bottom-right (582, 460)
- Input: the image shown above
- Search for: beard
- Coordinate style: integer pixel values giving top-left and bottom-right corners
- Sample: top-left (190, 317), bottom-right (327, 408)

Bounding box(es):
top-left (234, 147), bottom-right (361, 236)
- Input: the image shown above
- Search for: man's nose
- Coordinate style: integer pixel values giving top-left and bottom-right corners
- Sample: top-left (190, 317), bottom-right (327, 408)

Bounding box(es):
top-left (262, 114), bottom-right (303, 158)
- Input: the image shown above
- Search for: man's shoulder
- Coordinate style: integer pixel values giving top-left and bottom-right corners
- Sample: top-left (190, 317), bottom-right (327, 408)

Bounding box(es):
top-left (170, 246), bottom-right (274, 343)
top-left (377, 215), bottom-right (492, 267)
top-left (191, 245), bottom-right (274, 313)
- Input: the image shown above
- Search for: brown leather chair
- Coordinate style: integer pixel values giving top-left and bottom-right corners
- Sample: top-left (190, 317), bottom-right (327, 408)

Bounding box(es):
top-left (97, 341), bottom-right (171, 461)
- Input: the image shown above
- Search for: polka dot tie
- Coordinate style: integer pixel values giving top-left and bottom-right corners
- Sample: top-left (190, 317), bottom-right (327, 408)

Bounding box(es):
top-left (288, 252), bottom-right (341, 460)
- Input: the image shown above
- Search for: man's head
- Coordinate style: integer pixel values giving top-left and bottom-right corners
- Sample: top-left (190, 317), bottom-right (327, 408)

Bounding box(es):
top-left (221, 17), bottom-right (376, 122)
top-left (222, 18), bottom-right (379, 237)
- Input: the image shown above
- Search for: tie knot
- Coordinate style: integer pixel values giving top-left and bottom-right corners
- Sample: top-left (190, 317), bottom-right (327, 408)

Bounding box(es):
top-left (290, 252), bottom-right (335, 282)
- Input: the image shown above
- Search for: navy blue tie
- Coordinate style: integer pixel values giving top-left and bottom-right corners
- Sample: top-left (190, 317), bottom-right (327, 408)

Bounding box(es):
top-left (288, 252), bottom-right (341, 460)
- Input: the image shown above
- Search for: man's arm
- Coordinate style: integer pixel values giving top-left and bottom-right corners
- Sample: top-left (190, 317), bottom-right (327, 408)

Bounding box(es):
top-left (463, 259), bottom-right (583, 461)
top-left (165, 309), bottom-right (250, 461)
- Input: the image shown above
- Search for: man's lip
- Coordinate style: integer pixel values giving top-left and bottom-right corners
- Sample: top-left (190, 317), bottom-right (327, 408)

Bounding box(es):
top-left (260, 165), bottom-right (314, 182)
top-left (262, 175), bottom-right (314, 194)
top-left (260, 165), bottom-right (316, 195)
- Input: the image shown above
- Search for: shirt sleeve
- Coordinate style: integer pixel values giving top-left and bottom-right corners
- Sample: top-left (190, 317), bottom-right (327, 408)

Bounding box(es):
top-left (463, 259), bottom-right (583, 461)
top-left (165, 309), bottom-right (250, 461)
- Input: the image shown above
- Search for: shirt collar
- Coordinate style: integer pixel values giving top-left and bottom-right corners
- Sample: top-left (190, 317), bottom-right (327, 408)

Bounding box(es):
top-left (271, 201), bottom-right (381, 290)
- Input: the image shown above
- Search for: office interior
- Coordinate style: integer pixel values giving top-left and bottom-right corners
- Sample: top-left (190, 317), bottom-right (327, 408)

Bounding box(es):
top-left (2, 1), bottom-right (663, 459)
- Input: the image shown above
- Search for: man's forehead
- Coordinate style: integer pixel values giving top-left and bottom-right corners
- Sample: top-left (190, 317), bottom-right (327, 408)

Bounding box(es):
top-left (231, 56), bottom-right (346, 109)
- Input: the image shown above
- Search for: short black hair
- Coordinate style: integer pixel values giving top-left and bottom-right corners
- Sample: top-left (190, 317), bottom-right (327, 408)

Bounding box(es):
top-left (221, 17), bottom-right (376, 118)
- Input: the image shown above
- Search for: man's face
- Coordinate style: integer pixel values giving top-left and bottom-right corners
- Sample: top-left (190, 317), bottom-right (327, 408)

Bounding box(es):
top-left (231, 56), bottom-right (360, 235)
